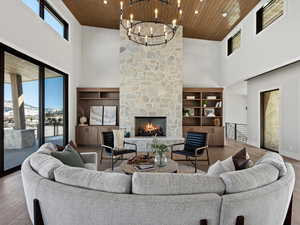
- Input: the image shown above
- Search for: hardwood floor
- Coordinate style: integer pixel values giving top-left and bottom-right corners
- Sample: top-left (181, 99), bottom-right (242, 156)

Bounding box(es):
top-left (0, 139), bottom-right (299, 225)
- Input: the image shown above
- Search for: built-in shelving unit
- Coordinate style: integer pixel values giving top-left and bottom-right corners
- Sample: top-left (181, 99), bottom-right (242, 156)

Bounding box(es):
top-left (76, 88), bottom-right (119, 146)
top-left (183, 88), bottom-right (224, 146)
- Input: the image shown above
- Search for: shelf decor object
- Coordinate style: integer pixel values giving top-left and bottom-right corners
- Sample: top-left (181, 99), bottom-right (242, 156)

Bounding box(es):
top-left (90, 106), bottom-right (103, 125)
top-left (103, 106), bottom-right (117, 126)
top-left (120, 0), bottom-right (183, 46)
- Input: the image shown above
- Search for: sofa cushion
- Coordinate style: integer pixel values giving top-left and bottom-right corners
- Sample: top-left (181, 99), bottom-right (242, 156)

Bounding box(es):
top-left (84, 163), bottom-right (97, 170)
top-left (54, 165), bottom-right (131, 194)
top-left (30, 153), bottom-right (63, 179)
top-left (132, 172), bottom-right (225, 195)
top-left (51, 144), bottom-right (85, 168)
top-left (220, 164), bottom-right (279, 194)
top-left (36, 143), bottom-right (58, 155)
top-left (256, 152), bottom-right (287, 177)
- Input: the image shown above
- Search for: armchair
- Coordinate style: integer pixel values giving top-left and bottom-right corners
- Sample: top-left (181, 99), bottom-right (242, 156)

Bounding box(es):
top-left (100, 131), bottom-right (137, 171)
top-left (170, 132), bottom-right (210, 173)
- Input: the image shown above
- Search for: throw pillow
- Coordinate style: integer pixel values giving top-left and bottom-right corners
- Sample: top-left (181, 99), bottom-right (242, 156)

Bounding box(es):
top-left (57, 140), bottom-right (78, 151)
top-left (51, 144), bottom-right (85, 168)
top-left (207, 160), bottom-right (227, 176)
top-left (232, 148), bottom-right (250, 170)
top-left (113, 130), bottom-right (124, 149)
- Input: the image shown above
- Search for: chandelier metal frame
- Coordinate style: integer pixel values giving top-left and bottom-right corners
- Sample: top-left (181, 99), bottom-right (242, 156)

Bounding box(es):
top-left (120, 0), bottom-right (182, 46)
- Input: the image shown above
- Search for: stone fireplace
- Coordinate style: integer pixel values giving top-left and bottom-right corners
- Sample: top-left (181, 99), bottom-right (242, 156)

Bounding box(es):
top-left (135, 117), bottom-right (166, 137)
top-left (119, 24), bottom-right (183, 137)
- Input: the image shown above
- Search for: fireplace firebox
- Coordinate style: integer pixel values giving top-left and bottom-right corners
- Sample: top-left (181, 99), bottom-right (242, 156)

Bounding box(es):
top-left (135, 117), bottom-right (166, 137)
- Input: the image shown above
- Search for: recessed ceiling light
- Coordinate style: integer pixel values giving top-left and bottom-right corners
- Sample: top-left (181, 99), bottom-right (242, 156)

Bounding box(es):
top-left (103, 0), bottom-right (108, 4)
top-left (222, 12), bottom-right (228, 17)
top-left (195, 10), bottom-right (199, 14)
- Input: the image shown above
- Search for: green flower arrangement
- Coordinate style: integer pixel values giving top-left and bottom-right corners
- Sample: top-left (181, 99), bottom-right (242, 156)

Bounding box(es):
top-left (151, 136), bottom-right (169, 155)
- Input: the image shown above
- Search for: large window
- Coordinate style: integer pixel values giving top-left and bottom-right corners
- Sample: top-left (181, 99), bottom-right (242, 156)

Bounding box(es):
top-left (0, 43), bottom-right (68, 176)
top-left (227, 30), bottom-right (241, 56)
top-left (22, 0), bottom-right (69, 40)
top-left (256, 0), bottom-right (284, 34)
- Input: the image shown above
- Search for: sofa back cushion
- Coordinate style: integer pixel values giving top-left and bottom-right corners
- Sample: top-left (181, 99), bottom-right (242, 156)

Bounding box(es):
top-left (132, 172), bottom-right (225, 195)
top-left (30, 153), bottom-right (63, 180)
top-left (220, 164), bottom-right (279, 194)
top-left (54, 165), bottom-right (131, 194)
top-left (36, 143), bottom-right (58, 155)
top-left (255, 152), bottom-right (287, 177)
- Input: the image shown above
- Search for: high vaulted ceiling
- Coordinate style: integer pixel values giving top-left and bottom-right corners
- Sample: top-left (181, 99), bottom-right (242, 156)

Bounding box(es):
top-left (63, 0), bottom-right (260, 41)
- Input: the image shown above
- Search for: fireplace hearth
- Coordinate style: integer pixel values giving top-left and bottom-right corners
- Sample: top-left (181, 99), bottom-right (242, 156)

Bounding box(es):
top-left (135, 117), bottom-right (166, 137)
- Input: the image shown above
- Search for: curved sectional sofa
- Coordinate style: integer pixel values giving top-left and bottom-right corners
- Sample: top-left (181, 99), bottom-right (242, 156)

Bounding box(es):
top-left (22, 144), bottom-right (295, 225)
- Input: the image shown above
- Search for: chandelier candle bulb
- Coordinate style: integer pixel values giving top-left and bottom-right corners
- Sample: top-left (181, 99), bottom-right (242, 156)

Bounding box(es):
top-left (138, 26), bottom-right (141, 35)
top-left (150, 27), bottom-right (153, 37)
top-left (127, 20), bottom-right (130, 28)
top-left (155, 8), bottom-right (158, 18)
top-left (177, 0), bottom-right (181, 8)
top-left (130, 14), bottom-right (134, 23)
top-left (172, 19), bottom-right (177, 28)
top-left (120, 1), bottom-right (123, 10)
top-left (145, 35), bottom-right (148, 45)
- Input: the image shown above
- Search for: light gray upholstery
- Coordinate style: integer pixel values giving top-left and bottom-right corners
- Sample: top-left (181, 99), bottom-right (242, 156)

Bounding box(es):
top-left (220, 164), bottom-right (279, 194)
top-left (256, 152), bottom-right (287, 177)
top-left (36, 143), bottom-right (57, 155)
top-left (220, 163), bottom-right (295, 225)
top-left (37, 178), bottom-right (222, 225)
top-left (30, 152), bottom-right (63, 180)
top-left (21, 157), bottom-right (45, 222)
top-left (81, 152), bottom-right (98, 164)
top-left (132, 172), bottom-right (225, 195)
top-left (22, 150), bottom-right (295, 225)
top-left (54, 165), bottom-right (132, 193)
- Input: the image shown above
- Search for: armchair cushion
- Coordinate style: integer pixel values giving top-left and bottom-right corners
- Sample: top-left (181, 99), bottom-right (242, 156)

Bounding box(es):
top-left (255, 152), bottom-right (287, 177)
top-left (184, 132), bottom-right (208, 152)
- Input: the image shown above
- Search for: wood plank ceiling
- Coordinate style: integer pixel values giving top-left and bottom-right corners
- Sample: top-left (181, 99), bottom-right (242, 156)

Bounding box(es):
top-left (63, 0), bottom-right (260, 41)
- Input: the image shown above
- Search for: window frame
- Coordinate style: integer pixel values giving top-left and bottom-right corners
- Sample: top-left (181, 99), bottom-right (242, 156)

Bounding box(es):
top-left (256, 0), bottom-right (284, 34)
top-left (23, 0), bottom-right (69, 40)
top-left (227, 30), bottom-right (241, 56)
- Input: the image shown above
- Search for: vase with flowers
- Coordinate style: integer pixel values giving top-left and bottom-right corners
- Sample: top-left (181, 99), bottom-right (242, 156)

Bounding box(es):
top-left (151, 136), bottom-right (169, 167)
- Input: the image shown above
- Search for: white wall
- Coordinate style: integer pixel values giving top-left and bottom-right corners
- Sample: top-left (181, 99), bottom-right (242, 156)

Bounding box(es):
top-left (81, 26), bottom-right (222, 88)
top-left (247, 61), bottom-right (300, 160)
top-left (221, 0), bottom-right (300, 87)
top-left (0, 0), bottom-right (82, 140)
top-left (224, 81), bottom-right (248, 124)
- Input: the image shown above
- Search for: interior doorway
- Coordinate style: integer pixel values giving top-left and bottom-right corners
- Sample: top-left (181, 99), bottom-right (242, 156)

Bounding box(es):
top-left (260, 89), bottom-right (280, 152)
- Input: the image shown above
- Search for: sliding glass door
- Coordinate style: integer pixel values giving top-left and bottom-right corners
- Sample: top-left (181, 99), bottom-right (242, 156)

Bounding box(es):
top-left (45, 68), bottom-right (64, 146)
top-left (0, 43), bottom-right (68, 176)
top-left (3, 52), bottom-right (40, 171)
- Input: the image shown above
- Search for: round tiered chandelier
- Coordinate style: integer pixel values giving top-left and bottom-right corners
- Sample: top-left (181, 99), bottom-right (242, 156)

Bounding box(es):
top-left (120, 0), bottom-right (182, 46)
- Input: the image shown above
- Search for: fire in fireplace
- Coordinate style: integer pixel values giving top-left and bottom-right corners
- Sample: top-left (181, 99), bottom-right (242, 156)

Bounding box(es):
top-left (135, 117), bottom-right (166, 137)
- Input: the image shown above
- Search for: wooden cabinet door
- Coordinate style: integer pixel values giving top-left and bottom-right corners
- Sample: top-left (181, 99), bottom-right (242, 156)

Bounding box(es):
top-left (76, 126), bottom-right (98, 146)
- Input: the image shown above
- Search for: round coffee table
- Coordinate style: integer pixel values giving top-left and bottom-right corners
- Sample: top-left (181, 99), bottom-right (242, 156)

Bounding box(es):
top-left (121, 159), bottom-right (178, 174)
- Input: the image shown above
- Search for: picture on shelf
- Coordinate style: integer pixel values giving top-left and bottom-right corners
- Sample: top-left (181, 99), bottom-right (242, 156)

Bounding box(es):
top-left (103, 106), bottom-right (117, 125)
top-left (90, 106), bottom-right (103, 125)
top-left (183, 108), bottom-right (194, 117)
top-left (207, 96), bottom-right (217, 100)
top-left (204, 108), bottom-right (215, 117)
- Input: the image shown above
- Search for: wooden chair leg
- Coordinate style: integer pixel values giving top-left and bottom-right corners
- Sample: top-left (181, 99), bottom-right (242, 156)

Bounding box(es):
top-left (33, 199), bottom-right (44, 225)
top-left (194, 157), bottom-right (197, 173)
top-left (100, 149), bottom-right (103, 164)
top-left (206, 149), bottom-right (210, 165)
top-left (111, 155), bottom-right (114, 171)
